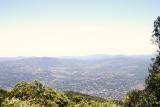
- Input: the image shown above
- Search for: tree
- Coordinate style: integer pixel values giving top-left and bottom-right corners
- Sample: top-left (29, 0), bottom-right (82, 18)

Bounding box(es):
top-left (0, 89), bottom-right (8, 106)
top-left (145, 16), bottom-right (160, 100)
top-left (8, 80), bottom-right (68, 107)
top-left (124, 90), bottom-right (159, 107)
top-left (123, 16), bottom-right (160, 107)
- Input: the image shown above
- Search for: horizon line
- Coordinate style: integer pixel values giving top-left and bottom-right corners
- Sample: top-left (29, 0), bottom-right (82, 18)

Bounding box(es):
top-left (0, 53), bottom-right (154, 58)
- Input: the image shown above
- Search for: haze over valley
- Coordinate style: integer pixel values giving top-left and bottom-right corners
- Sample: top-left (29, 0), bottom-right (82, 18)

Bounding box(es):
top-left (0, 54), bottom-right (151, 99)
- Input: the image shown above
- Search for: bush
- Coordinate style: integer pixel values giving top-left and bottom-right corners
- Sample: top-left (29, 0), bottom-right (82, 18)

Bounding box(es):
top-left (0, 88), bottom-right (8, 106)
top-left (124, 90), bottom-right (160, 107)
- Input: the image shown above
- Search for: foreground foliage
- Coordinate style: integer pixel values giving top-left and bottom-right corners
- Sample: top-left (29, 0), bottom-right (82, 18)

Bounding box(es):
top-left (0, 80), bottom-right (120, 107)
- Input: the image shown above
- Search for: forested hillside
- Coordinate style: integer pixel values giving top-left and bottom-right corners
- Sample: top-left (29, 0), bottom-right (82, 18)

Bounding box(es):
top-left (0, 81), bottom-right (121, 107)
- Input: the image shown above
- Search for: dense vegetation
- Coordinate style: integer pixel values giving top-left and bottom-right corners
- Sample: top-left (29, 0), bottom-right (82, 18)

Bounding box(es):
top-left (0, 80), bottom-right (121, 107)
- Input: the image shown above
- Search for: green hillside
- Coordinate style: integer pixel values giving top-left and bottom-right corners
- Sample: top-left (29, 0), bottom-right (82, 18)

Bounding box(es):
top-left (0, 80), bottom-right (121, 107)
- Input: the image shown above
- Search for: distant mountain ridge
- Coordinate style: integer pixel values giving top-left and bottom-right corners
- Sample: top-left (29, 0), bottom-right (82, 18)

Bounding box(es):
top-left (0, 55), bottom-right (152, 99)
top-left (61, 54), bottom-right (152, 60)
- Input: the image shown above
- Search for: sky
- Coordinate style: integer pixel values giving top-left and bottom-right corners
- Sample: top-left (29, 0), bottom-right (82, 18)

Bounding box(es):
top-left (0, 0), bottom-right (160, 57)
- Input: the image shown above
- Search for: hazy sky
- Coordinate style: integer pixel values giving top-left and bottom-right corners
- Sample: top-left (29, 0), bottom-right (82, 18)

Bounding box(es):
top-left (0, 0), bottom-right (159, 56)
